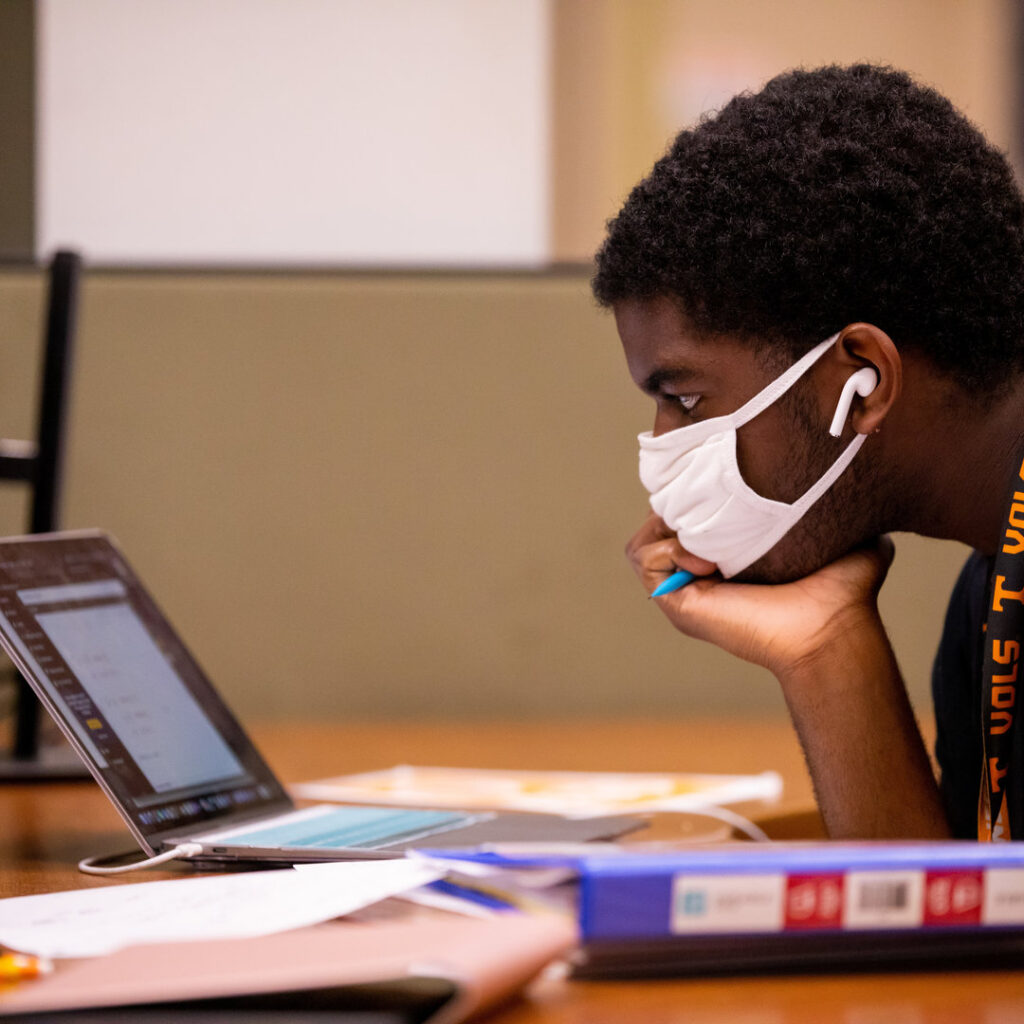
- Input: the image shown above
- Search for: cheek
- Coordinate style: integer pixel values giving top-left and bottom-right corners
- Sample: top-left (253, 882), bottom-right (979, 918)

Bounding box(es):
top-left (735, 402), bottom-right (838, 505)
top-left (733, 410), bottom-right (801, 502)
top-left (737, 449), bottom-right (872, 583)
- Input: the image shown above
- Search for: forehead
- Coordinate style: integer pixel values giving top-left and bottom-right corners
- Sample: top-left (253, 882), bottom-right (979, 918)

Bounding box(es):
top-left (613, 296), bottom-right (769, 392)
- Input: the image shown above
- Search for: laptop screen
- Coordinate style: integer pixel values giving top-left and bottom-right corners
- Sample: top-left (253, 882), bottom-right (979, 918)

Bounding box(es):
top-left (0, 532), bottom-right (290, 841)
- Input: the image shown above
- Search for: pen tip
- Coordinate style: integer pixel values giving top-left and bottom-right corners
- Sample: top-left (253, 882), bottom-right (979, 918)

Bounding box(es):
top-left (649, 570), bottom-right (696, 599)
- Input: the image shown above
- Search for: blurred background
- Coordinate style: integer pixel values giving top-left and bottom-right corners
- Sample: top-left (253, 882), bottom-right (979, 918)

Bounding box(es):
top-left (0, 0), bottom-right (1008, 726)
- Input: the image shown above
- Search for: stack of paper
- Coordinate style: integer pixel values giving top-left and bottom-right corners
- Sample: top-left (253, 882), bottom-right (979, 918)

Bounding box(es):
top-left (292, 765), bottom-right (783, 817)
top-left (0, 859), bottom-right (443, 959)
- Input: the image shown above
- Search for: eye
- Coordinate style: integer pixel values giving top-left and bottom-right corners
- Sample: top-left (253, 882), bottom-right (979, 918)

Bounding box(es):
top-left (676, 394), bottom-right (700, 413)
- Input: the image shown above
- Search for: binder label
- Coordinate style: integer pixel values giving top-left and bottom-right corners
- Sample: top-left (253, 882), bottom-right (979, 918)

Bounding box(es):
top-left (671, 874), bottom-right (784, 933)
top-left (844, 870), bottom-right (924, 929)
top-left (982, 868), bottom-right (1024, 924)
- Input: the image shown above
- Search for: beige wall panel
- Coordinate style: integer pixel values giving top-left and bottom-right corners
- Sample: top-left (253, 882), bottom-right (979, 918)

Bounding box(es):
top-left (0, 271), bottom-right (965, 723)
top-left (554, 0), bottom-right (1016, 260)
top-left (0, 271), bottom-right (41, 530)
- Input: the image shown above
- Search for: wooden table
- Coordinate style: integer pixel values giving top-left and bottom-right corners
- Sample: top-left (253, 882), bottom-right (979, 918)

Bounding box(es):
top-left (3, 719), bottom-right (1024, 1022)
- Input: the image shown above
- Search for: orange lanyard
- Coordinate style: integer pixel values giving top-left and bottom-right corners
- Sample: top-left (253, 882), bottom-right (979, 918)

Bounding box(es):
top-left (979, 456), bottom-right (1024, 840)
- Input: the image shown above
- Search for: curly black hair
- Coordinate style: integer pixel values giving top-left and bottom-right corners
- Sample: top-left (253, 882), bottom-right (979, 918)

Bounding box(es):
top-left (592, 64), bottom-right (1024, 391)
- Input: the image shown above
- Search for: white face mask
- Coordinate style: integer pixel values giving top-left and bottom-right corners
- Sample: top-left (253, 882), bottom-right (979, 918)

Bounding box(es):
top-left (638, 333), bottom-right (875, 579)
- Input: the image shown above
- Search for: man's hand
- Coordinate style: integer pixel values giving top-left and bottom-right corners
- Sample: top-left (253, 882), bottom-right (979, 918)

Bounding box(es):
top-left (628, 511), bottom-right (950, 839)
top-left (626, 511), bottom-right (894, 677)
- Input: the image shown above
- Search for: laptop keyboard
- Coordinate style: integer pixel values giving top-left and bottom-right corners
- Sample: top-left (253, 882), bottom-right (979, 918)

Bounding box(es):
top-left (219, 806), bottom-right (479, 850)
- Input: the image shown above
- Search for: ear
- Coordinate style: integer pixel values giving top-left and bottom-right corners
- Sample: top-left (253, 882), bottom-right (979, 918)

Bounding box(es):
top-left (830, 322), bottom-right (902, 436)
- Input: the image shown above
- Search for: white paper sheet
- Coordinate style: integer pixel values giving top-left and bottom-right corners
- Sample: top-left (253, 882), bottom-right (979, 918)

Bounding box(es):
top-left (0, 859), bottom-right (442, 958)
top-left (292, 765), bottom-right (784, 817)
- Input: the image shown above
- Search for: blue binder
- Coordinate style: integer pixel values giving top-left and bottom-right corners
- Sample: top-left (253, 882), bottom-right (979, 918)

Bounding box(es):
top-left (424, 842), bottom-right (1024, 976)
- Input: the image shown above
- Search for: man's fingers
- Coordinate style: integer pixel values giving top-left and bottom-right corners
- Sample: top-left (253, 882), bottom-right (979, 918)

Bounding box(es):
top-left (624, 511), bottom-right (676, 559)
top-left (626, 518), bottom-right (718, 591)
top-left (628, 536), bottom-right (686, 585)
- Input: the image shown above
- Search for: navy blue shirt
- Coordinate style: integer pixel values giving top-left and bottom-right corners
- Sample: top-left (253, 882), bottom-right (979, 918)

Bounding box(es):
top-left (932, 551), bottom-right (991, 838)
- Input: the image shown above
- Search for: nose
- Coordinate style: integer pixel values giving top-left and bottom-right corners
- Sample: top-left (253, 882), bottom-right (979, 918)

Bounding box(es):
top-left (652, 403), bottom-right (685, 438)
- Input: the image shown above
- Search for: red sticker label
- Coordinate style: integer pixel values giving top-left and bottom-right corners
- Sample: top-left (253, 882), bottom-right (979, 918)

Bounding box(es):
top-left (923, 870), bottom-right (983, 926)
top-left (784, 873), bottom-right (844, 930)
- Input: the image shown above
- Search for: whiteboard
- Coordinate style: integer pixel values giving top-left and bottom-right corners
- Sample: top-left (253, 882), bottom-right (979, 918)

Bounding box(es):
top-left (36, 0), bottom-right (550, 266)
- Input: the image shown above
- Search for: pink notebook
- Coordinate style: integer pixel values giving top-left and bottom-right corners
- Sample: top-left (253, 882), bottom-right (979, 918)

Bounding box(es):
top-left (0, 913), bottom-right (577, 1022)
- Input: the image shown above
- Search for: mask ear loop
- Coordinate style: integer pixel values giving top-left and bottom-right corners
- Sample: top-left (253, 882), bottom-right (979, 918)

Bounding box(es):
top-left (828, 368), bottom-right (878, 438)
top-left (730, 334), bottom-right (839, 428)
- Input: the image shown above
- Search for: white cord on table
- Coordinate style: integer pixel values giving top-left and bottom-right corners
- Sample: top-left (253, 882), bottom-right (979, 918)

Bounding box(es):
top-left (78, 842), bottom-right (205, 875)
top-left (681, 804), bottom-right (772, 842)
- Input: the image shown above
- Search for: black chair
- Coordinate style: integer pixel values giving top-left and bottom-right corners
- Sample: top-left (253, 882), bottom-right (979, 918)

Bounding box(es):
top-left (0, 249), bottom-right (80, 768)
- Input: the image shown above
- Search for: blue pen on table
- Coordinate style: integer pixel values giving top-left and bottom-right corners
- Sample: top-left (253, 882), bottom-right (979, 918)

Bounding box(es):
top-left (649, 569), bottom-right (696, 598)
top-left (426, 878), bottom-right (527, 913)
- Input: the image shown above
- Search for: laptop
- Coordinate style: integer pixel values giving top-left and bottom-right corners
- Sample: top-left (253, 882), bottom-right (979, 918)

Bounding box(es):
top-left (0, 531), bottom-right (637, 865)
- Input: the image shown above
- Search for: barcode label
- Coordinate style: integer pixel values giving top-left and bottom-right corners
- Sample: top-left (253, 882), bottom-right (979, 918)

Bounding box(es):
top-left (845, 871), bottom-right (924, 929)
top-left (857, 880), bottom-right (908, 911)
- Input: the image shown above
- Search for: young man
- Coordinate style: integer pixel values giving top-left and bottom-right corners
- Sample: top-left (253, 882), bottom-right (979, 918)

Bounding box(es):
top-left (592, 64), bottom-right (1024, 841)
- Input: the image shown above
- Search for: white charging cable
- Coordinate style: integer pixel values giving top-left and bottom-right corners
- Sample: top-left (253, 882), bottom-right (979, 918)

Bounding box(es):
top-left (680, 804), bottom-right (772, 842)
top-left (78, 842), bottom-right (204, 876)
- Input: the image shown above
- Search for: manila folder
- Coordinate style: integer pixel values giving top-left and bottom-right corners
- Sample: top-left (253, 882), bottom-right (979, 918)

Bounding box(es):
top-left (0, 914), bottom-right (577, 1023)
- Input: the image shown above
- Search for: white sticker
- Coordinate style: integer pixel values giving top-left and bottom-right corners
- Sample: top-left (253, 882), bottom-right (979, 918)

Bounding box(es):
top-left (983, 868), bottom-right (1024, 925)
top-left (843, 870), bottom-right (924, 929)
top-left (671, 874), bottom-right (785, 933)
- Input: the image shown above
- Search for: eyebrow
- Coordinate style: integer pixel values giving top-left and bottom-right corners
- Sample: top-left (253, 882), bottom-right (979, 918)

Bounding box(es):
top-left (639, 366), bottom-right (699, 396)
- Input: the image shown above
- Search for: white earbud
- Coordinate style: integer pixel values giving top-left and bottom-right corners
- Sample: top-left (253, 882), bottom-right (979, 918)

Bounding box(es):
top-left (828, 367), bottom-right (878, 437)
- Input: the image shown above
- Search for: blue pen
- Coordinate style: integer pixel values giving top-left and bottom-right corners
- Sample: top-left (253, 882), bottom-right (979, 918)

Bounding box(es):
top-left (425, 878), bottom-right (522, 913)
top-left (650, 569), bottom-right (696, 598)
